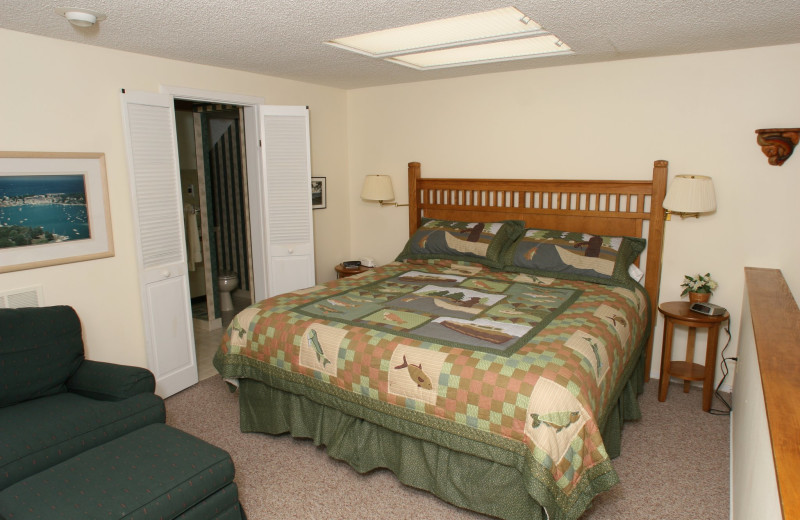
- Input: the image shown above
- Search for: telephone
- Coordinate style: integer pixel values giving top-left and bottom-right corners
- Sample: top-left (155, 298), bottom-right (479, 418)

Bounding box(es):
top-left (360, 257), bottom-right (376, 268)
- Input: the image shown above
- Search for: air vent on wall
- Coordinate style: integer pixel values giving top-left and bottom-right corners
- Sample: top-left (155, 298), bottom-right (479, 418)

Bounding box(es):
top-left (0, 286), bottom-right (44, 308)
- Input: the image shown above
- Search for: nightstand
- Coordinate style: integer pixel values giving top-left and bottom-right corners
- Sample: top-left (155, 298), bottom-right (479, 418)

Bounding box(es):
top-left (335, 263), bottom-right (370, 279)
top-left (658, 301), bottom-right (730, 411)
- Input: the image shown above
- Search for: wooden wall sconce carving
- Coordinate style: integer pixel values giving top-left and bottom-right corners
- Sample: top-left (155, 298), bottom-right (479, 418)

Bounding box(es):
top-left (755, 128), bottom-right (800, 166)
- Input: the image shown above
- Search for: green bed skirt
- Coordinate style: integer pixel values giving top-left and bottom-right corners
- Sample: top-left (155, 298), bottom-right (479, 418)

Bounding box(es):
top-left (235, 351), bottom-right (645, 520)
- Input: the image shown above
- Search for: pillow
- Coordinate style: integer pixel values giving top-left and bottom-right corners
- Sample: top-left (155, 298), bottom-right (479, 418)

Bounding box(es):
top-left (501, 228), bottom-right (646, 286)
top-left (396, 218), bottom-right (524, 269)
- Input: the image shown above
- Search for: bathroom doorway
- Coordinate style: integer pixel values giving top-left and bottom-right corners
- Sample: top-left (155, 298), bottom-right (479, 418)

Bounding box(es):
top-left (125, 86), bottom-right (311, 392)
top-left (174, 100), bottom-right (254, 335)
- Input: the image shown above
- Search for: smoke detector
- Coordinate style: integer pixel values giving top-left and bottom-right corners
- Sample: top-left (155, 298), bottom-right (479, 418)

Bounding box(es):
top-left (55, 7), bottom-right (107, 28)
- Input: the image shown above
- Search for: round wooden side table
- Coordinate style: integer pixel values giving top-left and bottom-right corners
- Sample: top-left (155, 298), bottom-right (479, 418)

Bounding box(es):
top-left (335, 263), bottom-right (370, 279)
top-left (658, 301), bottom-right (729, 412)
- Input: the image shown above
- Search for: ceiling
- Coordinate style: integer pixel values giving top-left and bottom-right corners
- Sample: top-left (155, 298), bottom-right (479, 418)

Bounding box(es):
top-left (3, 0), bottom-right (800, 90)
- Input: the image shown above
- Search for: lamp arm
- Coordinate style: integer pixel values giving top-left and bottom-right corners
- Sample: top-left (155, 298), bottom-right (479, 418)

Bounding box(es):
top-left (664, 209), bottom-right (700, 220)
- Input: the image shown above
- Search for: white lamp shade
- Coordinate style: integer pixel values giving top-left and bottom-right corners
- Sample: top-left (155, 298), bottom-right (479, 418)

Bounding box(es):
top-left (663, 175), bottom-right (716, 213)
top-left (361, 175), bottom-right (395, 201)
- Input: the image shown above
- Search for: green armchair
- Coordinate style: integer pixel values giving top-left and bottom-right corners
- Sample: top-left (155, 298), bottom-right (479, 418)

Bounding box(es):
top-left (0, 305), bottom-right (166, 490)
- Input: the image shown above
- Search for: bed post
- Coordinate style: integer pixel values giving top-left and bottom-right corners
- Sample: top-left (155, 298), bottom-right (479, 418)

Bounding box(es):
top-left (408, 162), bottom-right (422, 237)
top-left (643, 160), bottom-right (668, 382)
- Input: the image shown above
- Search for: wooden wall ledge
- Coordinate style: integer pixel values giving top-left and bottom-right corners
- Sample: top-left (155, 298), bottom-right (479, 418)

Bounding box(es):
top-left (745, 267), bottom-right (800, 519)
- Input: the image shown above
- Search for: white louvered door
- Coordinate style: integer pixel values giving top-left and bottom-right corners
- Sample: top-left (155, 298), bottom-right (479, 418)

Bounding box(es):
top-left (260, 106), bottom-right (316, 296)
top-left (121, 90), bottom-right (197, 397)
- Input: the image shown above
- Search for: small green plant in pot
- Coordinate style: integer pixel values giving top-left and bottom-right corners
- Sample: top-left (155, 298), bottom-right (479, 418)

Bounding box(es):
top-left (681, 273), bottom-right (718, 303)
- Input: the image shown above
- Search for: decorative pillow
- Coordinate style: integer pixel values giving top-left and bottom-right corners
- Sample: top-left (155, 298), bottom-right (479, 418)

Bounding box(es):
top-left (501, 228), bottom-right (646, 286)
top-left (396, 219), bottom-right (524, 269)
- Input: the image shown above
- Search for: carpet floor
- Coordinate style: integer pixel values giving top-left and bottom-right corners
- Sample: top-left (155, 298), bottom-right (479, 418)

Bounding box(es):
top-left (165, 376), bottom-right (729, 519)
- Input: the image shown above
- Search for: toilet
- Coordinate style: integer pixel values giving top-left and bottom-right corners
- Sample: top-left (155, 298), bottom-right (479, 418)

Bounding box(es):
top-left (217, 270), bottom-right (239, 312)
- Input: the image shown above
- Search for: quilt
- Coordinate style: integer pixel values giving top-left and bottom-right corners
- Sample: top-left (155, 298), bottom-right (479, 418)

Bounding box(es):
top-left (214, 259), bottom-right (649, 519)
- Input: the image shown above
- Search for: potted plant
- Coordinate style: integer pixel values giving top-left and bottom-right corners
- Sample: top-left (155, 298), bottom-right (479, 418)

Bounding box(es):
top-left (680, 273), bottom-right (718, 303)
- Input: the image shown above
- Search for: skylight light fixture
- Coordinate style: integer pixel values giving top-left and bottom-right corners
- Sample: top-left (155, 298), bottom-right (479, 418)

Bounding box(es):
top-left (387, 35), bottom-right (573, 70)
top-left (327, 7), bottom-right (547, 57)
top-left (326, 7), bottom-right (573, 70)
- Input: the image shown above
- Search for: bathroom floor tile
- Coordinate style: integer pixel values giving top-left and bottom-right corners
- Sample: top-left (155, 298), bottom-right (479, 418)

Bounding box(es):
top-left (193, 294), bottom-right (251, 381)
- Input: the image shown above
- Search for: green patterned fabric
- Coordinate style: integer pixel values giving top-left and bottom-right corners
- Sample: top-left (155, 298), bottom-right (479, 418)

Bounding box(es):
top-left (294, 265), bottom-right (582, 356)
top-left (237, 353), bottom-right (643, 520)
top-left (0, 391), bottom-right (166, 490)
top-left (175, 483), bottom-right (244, 519)
top-left (0, 305), bottom-right (166, 491)
top-left (397, 219), bottom-right (524, 268)
top-left (0, 306), bottom-right (84, 407)
top-left (67, 359), bottom-right (156, 401)
top-left (215, 259), bottom-right (650, 520)
top-left (501, 229), bottom-right (646, 287)
top-left (0, 424), bottom-right (243, 520)
top-left (240, 379), bottom-right (549, 520)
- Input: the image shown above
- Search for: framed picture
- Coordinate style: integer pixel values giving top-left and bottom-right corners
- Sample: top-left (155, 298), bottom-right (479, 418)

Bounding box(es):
top-left (311, 176), bottom-right (326, 209)
top-left (0, 152), bottom-right (114, 273)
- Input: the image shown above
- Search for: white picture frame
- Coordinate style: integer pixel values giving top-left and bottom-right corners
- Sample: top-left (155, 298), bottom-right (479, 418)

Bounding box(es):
top-left (0, 152), bottom-right (114, 273)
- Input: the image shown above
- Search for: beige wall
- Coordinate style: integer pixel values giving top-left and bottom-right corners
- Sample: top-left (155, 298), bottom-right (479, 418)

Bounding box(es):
top-left (347, 43), bottom-right (800, 384)
top-left (0, 29), bottom-right (349, 366)
top-left (3, 26), bottom-right (800, 388)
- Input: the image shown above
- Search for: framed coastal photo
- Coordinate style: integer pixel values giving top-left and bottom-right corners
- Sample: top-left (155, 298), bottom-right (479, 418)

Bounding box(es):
top-left (311, 176), bottom-right (326, 209)
top-left (0, 152), bottom-right (114, 273)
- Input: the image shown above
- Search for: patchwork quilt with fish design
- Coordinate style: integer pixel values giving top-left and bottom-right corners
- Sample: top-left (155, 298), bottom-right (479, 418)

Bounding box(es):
top-left (214, 259), bottom-right (649, 518)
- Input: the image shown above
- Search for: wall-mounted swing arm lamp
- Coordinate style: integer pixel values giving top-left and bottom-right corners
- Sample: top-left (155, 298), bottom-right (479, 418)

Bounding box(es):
top-left (662, 174), bottom-right (716, 220)
top-left (361, 175), bottom-right (409, 207)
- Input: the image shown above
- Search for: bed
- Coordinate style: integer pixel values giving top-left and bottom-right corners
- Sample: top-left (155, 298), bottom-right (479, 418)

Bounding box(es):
top-left (214, 160), bottom-right (668, 520)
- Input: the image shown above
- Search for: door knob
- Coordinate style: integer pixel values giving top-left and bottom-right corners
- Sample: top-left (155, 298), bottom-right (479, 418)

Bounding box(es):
top-left (161, 270), bottom-right (171, 278)
top-left (288, 248), bottom-right (294, 254)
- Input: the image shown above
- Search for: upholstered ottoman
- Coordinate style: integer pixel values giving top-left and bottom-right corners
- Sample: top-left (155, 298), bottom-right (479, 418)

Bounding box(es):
top-left (0, 423), bottom-right (244, 519)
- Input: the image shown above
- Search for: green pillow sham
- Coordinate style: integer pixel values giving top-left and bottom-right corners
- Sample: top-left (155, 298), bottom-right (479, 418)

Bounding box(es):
top-left (397, 218), bottom-right (524, 269)
top-left (501, 228), bottom-right (646, 286)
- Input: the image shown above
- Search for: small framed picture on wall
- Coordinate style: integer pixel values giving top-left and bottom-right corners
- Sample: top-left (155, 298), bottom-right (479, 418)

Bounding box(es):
top-left (311, 176), bottom-right (326, 209)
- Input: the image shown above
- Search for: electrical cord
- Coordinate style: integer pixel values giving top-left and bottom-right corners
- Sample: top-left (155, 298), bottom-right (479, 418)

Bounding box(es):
top-left (709, 317), bottom-right (734, 415)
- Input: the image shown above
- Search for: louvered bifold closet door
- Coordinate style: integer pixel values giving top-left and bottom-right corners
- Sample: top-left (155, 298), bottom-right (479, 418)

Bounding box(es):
top-left (120, 90), bottom-right (198, 397)
top-left (260, 105), bottom-right (315, 297)
top-left (128, 104), bottom-right (184, 270)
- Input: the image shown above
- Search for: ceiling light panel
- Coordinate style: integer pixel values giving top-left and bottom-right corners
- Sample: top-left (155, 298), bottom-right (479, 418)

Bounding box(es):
top-left (386, 35), bottom-right (573, 70)
top-left (327, 7), bottom-right (546, 58)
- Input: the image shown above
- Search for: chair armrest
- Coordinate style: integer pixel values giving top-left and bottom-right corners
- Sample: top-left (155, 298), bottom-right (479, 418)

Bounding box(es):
top-left (66, 360), bottom-right (157, 401)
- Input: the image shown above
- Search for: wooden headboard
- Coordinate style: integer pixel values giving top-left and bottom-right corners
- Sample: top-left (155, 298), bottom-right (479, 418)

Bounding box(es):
top-left (407, 160), bottom-right (668, 380)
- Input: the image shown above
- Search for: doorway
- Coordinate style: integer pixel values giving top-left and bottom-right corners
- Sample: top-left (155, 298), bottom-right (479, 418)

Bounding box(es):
top-left (174, 100), bottom-right (254, 379)
top-left (122, 87), bottom-right (313, 395)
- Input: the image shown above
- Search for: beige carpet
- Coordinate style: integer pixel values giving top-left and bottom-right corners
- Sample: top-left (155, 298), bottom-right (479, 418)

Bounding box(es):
top-left (165, 376), bottom-right (729, 520)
